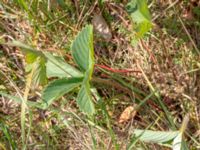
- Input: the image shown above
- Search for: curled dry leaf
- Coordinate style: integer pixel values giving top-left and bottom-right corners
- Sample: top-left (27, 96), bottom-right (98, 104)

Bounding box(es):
top-left (118, 105), bottom-right (137, 124)
top-left (92, 13), bottom-right (112, 41)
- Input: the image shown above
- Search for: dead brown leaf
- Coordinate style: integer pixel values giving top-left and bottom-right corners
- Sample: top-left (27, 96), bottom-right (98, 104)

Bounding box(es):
top-left (92, 13), bottom-right (112, 41)
top-left (118, 105), bottom-right (137, 124)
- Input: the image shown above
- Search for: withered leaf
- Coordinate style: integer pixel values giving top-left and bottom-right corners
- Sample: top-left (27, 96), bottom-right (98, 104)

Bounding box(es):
top-left (92, 13), bottom-right (112, 41)
top-left (118, 105), bottom-right (137, 123)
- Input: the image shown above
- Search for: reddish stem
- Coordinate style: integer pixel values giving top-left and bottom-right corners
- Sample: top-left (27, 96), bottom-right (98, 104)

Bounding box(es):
top-left (65, 53), bottom-right (141, 74)
top-left (95, 64), bottom-right (141, 74)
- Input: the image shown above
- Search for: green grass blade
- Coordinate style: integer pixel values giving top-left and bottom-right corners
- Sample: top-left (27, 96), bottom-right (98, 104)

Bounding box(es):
top-left (0, 121), bottom-right (18, 150)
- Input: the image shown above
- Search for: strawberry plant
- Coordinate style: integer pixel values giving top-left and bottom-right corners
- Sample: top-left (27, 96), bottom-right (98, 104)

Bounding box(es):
top-left (42, 25), bottom-right (96, 115)
top-left (5, 25), bottom-right (96, 115)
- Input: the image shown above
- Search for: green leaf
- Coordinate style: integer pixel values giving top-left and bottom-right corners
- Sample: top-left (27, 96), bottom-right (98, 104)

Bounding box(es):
top-left (126, 0), bottom-right (152, 42)
top-left (77, 84), bottom-right (95, 115)
top-left (7, 41), bottom-right (47, 86)
top-left (76, 72), bottom-right (95, 115)
top-left (133, 129), bottom-right (179, 144)
top-left (71, 25), bottom-right (94, 74)
top-left (135, 21), bottom-right (152, 38)
top-left (44, 52), bottom-right (83, 78)
top-left (26, 56), bottom-right (47, 86)
top-left (126, 0), bottom-right (151, 23)
top-left (71, 25), bottom-right (96, 115)
top-left (173, 133), bottom-right (182, 150)
top-left (41, 77), bottom-right (83, 109)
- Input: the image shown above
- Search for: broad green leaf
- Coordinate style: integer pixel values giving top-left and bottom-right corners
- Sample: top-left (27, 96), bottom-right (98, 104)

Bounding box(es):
top-left (9, 42), bottom-right (83, 78)
top-left (126, 0), bottom-right (151, 23)
top-left (126, 0), bottom-right (152, 42)
top-left (77, 84), bottom-right (95, 115)
top-left (71, 25), bottom-right (94, 74)
top-left (44, 52), bottom-right (83, 78)
top-left (133, 129), bottom-right (179, 144)
top-left (71, 25), bottom-right (96, 115)
top-left (76, 74), bottom-right (95, 115)
top-left (41, 77), bottom-right (83, 109)
top-left (173, 133), bottom-right (182, 150)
